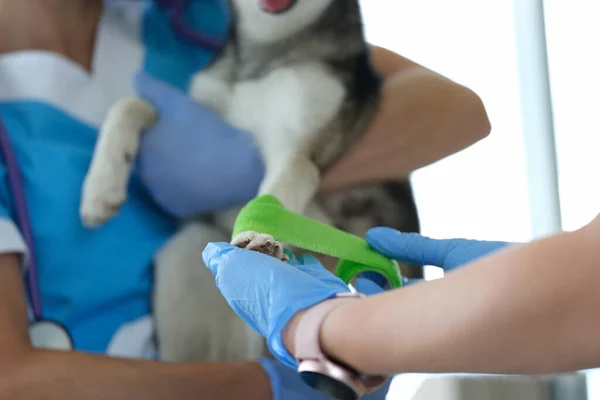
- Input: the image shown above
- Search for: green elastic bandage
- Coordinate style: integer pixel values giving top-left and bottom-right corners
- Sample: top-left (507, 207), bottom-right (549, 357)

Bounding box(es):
top-left (232, 195), bottom-right (403, 289)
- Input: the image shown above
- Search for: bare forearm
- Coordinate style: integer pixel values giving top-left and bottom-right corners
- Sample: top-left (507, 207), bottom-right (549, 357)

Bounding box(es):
top-left (1, 350), bottom-right (271, 400)
top-left (321, 48), bottom-right (491, 191)
top-left (0, 255), bottom-right (272, 400)
top-left (320, 221), bottom-right (600, 375)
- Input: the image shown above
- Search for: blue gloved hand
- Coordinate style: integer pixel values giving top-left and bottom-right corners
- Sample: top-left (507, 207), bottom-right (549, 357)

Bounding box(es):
top-left (366, 227), bottom-right (512, 271)
top-left (203, 244), bottom-right (393, 398)
top-left (203, 243), bottom-right (351, 368)
top-left (353, 272), bottom-right (387, 295)
top-left (260, 357), bottom-right (391, 400)
top-left (133, 72), bottom-right (265, 218)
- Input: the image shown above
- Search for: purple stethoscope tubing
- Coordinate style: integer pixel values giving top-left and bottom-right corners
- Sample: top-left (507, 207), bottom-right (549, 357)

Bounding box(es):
top-left (154, 0), bottom-right (227, 51)
top-left (0, 119), bottom-right (42, 320)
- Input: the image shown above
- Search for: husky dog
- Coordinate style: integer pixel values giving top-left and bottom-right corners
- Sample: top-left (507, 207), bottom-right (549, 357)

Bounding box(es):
top-left (80, 0), bottom-right (420, 362)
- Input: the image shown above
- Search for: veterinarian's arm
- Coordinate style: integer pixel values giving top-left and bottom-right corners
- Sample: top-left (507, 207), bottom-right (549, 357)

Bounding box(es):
top-left (289, 215), bottom-right (600, 376)
top-left (321, 46), bottom-right (491, 191)
top-left (0, 255), bottom-right (274, 400)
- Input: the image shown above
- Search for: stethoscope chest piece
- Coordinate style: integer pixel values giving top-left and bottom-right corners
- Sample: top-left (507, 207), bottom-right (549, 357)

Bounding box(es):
top-left (30, 320), bottom-right (73, 351)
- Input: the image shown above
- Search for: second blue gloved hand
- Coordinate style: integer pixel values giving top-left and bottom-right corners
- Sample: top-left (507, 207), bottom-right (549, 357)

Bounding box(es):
top-left (353, 272), bottom-right (387, 295)
top-left (366, 227), bottom-right (513, 271)
top-left (203, 243), bottom-right (350, 368)
top-left (134, 72), bottom-right (265, 218)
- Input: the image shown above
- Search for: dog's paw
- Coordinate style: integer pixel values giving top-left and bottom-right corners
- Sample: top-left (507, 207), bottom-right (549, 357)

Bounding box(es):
top-left (80, 164), bottom-right (128, 228)
top-left (231, 231), bottom-right (289, 262)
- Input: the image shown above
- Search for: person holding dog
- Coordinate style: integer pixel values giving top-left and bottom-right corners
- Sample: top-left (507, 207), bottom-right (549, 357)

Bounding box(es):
top-left (0, 0), bottom-right (490, 399)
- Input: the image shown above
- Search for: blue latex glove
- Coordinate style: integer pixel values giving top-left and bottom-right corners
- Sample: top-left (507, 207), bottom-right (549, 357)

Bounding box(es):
top-left (366, 227), bottom-right (512, 271)
top-left (354, 272), bottom-right (387, 295)
top-left (203, 245), bottom-right (394, 398)
top-left (203, 243), bottom-right (351, 368)
top-left (260, 357), bottom-right (391, 400)
top-left (133, 72), bottom-right (265, 218)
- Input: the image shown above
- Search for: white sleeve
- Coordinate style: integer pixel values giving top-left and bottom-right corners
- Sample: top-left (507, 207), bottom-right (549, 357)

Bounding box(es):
top-left (0, 218), bottom-right (28, 270)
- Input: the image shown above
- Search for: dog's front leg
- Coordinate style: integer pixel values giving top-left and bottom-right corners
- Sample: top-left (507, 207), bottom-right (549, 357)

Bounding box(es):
top-left (231, 152), bottom-right (320, 261)
top-left (80, 98), bottom-right (156, 227)
top-left (227, 63), bottom-right (345, 260)
top-left (258, 152), bottom-right (321, 215)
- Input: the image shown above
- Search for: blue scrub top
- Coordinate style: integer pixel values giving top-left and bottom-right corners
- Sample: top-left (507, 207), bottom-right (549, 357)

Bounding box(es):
top-left (0, 0), bottom-right (230, 354)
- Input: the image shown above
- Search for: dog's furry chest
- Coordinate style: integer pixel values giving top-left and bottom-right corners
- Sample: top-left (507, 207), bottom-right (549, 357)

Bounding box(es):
top-left (189, 52), bottom-right (346, 161)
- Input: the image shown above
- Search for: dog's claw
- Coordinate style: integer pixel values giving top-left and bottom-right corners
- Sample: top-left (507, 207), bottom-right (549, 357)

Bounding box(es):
top-left (231, 231), bottom-right (288, 261)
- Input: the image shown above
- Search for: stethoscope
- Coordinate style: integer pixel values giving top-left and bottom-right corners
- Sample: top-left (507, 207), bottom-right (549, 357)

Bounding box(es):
top-left (154, 0), bottom-right (227, 51)
top-left (0, 0), bottom-right (225, 351)
top-left (0, 118), bottom-right (74, 350)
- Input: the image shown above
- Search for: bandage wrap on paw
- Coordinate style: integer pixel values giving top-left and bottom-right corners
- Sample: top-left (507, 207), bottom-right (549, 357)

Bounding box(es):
top-left (233, 195), bottom-right (403, 289)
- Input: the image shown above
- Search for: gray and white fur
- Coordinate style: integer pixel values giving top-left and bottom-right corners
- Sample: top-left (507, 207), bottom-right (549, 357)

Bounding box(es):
top-left (80, 0), bottom-right (420, 363)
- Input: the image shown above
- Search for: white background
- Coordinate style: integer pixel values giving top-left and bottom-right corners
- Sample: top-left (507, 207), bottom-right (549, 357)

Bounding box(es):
top-left (360, 0), bottom-right (600, 398)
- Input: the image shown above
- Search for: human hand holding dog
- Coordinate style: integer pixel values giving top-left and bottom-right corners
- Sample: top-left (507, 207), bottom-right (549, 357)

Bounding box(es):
top-left (134, 72), bottom-right (265, 217)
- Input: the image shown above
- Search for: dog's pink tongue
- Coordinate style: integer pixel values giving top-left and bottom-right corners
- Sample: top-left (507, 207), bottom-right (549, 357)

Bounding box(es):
top-left (261, 0), bottom-right (293, 13)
